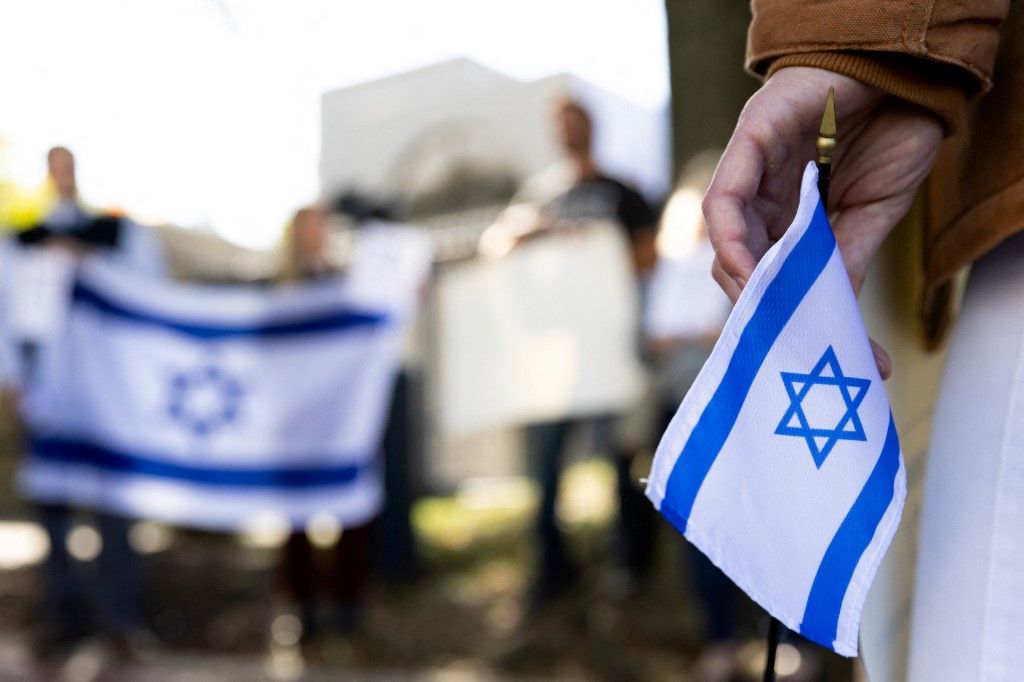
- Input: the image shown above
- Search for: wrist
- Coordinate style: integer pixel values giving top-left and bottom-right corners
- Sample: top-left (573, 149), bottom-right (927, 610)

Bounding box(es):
top-left (768, 53), bottom-right (964, 134)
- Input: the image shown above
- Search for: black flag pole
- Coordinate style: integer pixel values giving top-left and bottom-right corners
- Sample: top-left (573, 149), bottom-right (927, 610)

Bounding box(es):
top-left (762, 87), bottom-right (836, 682)
top-left (763, 616), bottom-right (783, 682)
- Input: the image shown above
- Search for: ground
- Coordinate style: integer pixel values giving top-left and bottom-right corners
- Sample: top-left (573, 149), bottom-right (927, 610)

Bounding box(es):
top-left (0, 459), bottom-right (853, 681)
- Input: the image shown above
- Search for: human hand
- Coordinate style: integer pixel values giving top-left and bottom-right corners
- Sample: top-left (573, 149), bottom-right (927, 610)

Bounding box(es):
top-left (703, 67), bottom-right (944, 378)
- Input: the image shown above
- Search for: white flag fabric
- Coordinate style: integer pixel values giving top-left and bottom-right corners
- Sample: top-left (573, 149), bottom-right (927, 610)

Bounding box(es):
top-left (2, 245), bottom-right (77, 345)
top-left (645, 163), bottom-right (905, 656)
top-left (0, 238), bottom-right (20, 387)
top-left (18, 225), bottom-right (431, 532)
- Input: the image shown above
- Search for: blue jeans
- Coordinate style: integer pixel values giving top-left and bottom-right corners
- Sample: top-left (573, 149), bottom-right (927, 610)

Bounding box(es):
top-left (656, 403), bottom-right (740, 642)
top-left (37, 504), bottom-right (143, 636)
top-left (686, 543), bottom-right (739, 642)
top-left (375, 371), bottom-right (419, 580)
top-left (528, 417), bottom-right (656, 584)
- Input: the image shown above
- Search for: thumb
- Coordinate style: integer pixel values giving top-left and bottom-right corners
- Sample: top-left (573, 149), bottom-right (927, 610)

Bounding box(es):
top-left (870, 337), bottom-right (892, 380)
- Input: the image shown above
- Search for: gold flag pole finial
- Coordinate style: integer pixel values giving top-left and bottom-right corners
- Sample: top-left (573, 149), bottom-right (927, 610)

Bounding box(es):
top-left (816, 87), bottom-right (836, 164)
top-left (816, 87), bottom-right (836, 205)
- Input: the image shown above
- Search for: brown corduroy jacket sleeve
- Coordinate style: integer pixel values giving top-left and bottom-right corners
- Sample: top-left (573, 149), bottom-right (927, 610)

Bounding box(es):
top-left (747, 1), bottom-right (1011, 133)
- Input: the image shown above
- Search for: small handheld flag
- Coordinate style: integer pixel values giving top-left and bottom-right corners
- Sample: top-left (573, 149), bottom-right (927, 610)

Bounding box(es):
top-left (645, 162), bottom-right (904, 656)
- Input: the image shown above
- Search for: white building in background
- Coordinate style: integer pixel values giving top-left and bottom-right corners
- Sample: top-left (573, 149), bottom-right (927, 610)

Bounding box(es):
top-left (319, 57), bottom-right (671, 209)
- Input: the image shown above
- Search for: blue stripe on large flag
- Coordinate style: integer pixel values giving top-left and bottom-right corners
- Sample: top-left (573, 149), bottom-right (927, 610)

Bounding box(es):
top-left (800, 412), bottom-right (901, 647)
top-left (72, 282), bottom-right (389, 339)
top-left (659, 202), bottom-right (836, 531)
top-left (30, 436), bottom-right (372, 488)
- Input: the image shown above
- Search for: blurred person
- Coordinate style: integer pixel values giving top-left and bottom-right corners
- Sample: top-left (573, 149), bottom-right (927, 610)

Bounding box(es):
top-left (279, 205), bottom-right (334, 282)
top-left (6, 146), bottom-right (166, 659)
top-left (703, 2), bottom-right (1024, 679)
top-left (332, 191), bottom-right (422, 584)
top-left (645, 155), bottom-right (742, 680)
top-left (45, 145), bottom-right (81, 225)
top-left (495, 98), bottom-right (661, 606)
top-left (277, 205), bottom-right (377, 642)
top-left (17, 147), bottom-right (166, 276)
top-left (551, 101), bottom-right (659, 274)
top-left (0, 238), bottom-right (19, 399)
top-left (0, 240), bottom-right (22, 463)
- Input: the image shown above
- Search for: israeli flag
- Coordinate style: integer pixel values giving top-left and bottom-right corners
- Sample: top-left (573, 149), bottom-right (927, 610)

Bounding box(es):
top-left (646, 163), bottom-right (904, 655)
top-left (17, 225), bottom-right (431, 532)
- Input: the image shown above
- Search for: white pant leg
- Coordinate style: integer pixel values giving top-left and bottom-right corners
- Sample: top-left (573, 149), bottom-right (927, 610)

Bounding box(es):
top-left (909, 233), bottom-right (1024, 682)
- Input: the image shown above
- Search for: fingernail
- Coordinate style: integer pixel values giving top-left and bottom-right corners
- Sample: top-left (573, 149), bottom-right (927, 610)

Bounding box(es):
top-left (873, 346), bottom-right (891, 378)
top-left (733, 275), bottom-right (746, 290)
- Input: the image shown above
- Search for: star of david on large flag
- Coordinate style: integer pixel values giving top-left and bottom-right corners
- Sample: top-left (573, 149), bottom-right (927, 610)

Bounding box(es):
top-left (645, 163), bottom-right (905, 657)
top-left (775, 346), bottom-right (871, 468)
top-left (168, 364), bottom-right (245, 438)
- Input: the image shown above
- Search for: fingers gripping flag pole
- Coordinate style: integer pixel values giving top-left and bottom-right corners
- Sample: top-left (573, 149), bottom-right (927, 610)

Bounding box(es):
top-left (645, 161), bottom-right (905, 656)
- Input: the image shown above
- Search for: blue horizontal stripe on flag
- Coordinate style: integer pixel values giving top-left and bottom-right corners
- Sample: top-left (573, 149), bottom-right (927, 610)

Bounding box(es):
top-left (30, 436), bottom-right (371, 489)
top-left (72, 282), bottom-right (389, 339)
top-left (800, 412), bottom-right (901, 648)
top-left (660, 201), bottom-right (836, 531)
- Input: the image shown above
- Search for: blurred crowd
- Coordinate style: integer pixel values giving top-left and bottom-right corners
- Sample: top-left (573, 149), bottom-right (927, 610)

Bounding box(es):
top-left (0, 98), bottom-right (765, 680)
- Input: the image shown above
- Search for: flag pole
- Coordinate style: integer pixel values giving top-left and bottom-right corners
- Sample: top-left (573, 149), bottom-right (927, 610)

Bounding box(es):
top-left (816, 87), bottom-right (836, 207)
top-left (763, 616), bottom-right (783, 682)
top-left (761, 87), bottom-right (836, 682)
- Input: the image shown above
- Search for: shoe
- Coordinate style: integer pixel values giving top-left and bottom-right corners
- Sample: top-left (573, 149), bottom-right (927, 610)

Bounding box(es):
top-left (103, 627), bottom-right (160, 662)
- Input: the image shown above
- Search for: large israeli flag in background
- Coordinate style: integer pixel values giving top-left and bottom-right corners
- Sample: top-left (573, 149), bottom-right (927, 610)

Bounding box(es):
top-left (646, 164), bottom-right (904, 656)
top-left (18, 224), bottom-right (431, 532)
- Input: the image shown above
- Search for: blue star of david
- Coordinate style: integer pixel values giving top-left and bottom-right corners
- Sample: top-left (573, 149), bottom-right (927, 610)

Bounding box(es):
top-left (167, 365), bottom-right (244, 437)
top-left (775, 346), bottom-right (871, 468)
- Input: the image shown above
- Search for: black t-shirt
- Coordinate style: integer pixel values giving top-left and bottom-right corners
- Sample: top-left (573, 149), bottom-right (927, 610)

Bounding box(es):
top-left (17, 214), bottom-right (122, 249)
top-left (549, 175), bottom-right (658, 240)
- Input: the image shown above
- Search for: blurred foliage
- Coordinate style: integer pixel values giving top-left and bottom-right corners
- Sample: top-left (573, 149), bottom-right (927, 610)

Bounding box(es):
top-left (0, 137), bottom-right (51, 231)
top-left (664, 0), bottom-right (759, 172)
